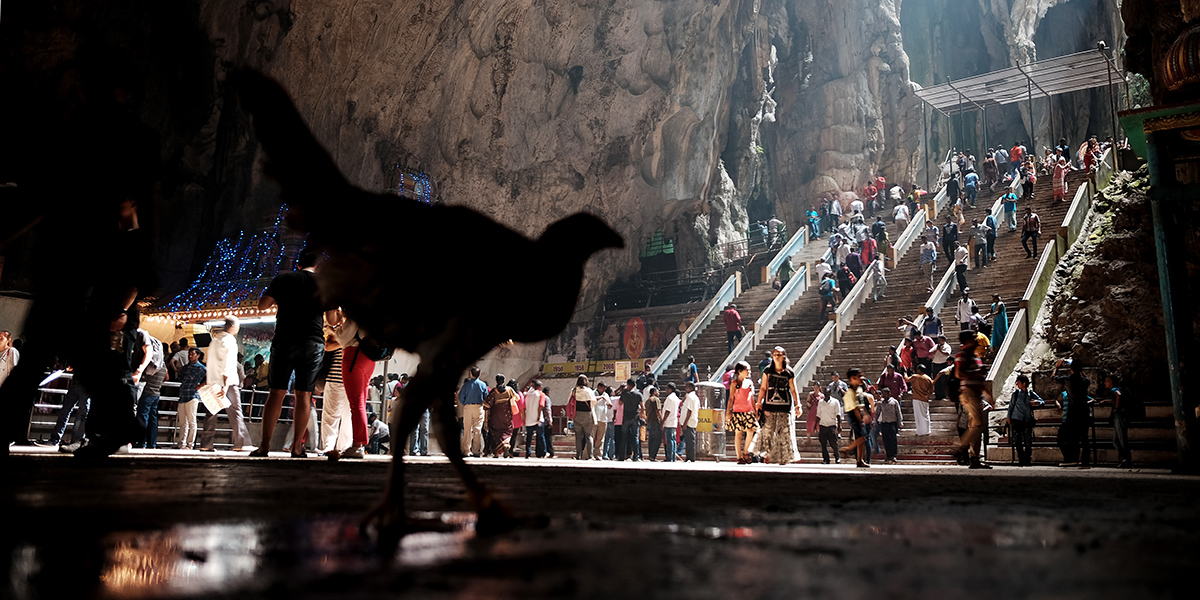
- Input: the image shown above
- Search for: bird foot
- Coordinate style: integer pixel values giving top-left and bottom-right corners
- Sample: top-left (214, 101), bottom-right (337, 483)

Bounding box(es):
top-left (361, 493), bottom-right (407, 560)
top-left (470, 490), bottom-right (517, 537)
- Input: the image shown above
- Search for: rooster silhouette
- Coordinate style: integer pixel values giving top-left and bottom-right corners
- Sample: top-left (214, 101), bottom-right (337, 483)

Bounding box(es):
top-left (234, 69), bottom-right (624, 556)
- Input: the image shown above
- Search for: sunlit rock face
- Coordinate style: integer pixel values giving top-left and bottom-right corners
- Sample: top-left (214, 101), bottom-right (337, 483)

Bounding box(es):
top-left (1, 0), bottom-right (926, 322)
top-left (901, 0), bottom-right (1127, 158)
top-left (192, 0), bottom-right (922, 303)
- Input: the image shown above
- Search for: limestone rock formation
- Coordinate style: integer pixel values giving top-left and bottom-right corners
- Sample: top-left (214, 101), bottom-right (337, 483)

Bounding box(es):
top-left (3, 0), bottom-right (933, 369)
top-left (901, 0), bottom-right (1127, 160)
top-left (1005, 168), bottom-right (1200, 400)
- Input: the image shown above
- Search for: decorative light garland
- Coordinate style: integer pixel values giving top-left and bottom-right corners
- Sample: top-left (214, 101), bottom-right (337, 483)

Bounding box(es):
top-left (149, 165), bottom-right (436, 325)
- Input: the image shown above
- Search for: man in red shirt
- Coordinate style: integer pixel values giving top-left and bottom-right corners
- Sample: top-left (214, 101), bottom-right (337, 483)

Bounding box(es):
top-left (723, 304), bottom-right (744, 353)
top-left (912, 333), bottom-right (936, 374)
top-left (1009, 142), bottom-right (1024, 179)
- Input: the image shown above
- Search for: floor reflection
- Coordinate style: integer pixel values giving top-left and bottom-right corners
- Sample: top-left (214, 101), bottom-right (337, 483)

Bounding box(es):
top-left (83, 513), bottom-right (475, 598)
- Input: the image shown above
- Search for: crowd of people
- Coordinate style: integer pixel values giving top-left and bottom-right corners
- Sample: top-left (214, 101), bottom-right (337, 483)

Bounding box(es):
top-left (14, 134), bottom-right (1138, 468)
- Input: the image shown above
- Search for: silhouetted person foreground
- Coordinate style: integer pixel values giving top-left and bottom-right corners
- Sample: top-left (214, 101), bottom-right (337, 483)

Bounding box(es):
top-left (233, 69), bottom-right (623, 558)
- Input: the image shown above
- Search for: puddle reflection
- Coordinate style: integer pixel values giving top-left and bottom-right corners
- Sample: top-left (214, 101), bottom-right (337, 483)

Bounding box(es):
top-left (14, 513), bottom-right (478, 599)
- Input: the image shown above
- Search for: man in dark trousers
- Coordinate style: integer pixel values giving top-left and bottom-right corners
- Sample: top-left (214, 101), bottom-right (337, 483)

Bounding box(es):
top-left (723, 304), bottom-right (743, 353)
top-left (618, 377), bottom-right (643, 461)
top-left (251, 249), bottom-right (337, 456)
top-left (1053, 358), bottom-right (1093, 468)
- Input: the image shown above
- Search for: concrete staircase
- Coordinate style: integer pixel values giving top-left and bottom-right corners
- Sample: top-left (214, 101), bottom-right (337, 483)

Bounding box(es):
top-left (934, 170), bottom-right (1089, 369)
top-left (660, 283), bottom-right (780, 384)
top-left (756, 217), bottom-right (911, 366)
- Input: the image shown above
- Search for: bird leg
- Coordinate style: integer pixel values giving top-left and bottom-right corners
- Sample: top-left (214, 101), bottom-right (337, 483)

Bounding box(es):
top-left (361, 380), bottom-right (437, 559)
top-left (431, 388), bottom-right (516, 536)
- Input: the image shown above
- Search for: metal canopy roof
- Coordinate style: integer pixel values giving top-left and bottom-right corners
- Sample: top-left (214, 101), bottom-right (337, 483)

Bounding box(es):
top-left (915, 49), bottom-right (1124, 116)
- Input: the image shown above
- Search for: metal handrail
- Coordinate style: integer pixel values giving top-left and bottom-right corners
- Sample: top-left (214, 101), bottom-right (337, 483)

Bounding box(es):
top-left (792, 321), bottom-right (836, 389)
top-left (651, 274), bottom-right (739, 379)
top-left (683, 275), bottom-right (738, 344)
top-left (765, 227), bottom-right (808, 280)
top-left (649, 335), bottom-right (683, 380)
top-left (754, 266), bottom-right (810, 346)
top-left (707, 327), bottom-right (757, 382)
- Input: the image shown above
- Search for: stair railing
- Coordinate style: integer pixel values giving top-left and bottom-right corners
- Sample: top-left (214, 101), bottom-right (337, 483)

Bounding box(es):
top-left (764, 227), bottom-right (808, 281)
top-left (986, 148), bottom-right (1114, 403)
top-left (649, 273), bottom-right (739, 379)
top-left (791, 158), bottom-right (958, 390)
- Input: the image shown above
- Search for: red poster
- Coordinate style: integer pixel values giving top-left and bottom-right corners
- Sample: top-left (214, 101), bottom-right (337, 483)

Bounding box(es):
top-left (624, 318), bottom-right (646, 360)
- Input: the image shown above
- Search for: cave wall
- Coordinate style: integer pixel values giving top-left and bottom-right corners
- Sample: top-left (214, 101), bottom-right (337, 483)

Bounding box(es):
top-left (1, 0), bottom-right (927, 362)
top-left (900, 0), bottom-right (1127, 163)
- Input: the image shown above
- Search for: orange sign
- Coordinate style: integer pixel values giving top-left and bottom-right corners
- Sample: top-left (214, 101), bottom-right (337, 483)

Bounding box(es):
top-left (624, 318), bottom-right (646, 360)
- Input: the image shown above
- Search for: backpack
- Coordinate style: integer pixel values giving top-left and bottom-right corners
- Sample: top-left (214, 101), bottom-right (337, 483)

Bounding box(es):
top-left (353, 332), bottom-right (393, 363)
top-left (820, 278), bottom-right (834, 296)
top-left (680, 364), bottom-right (691, 381)
top-left (1120, 389), bottom-right (1145, 420)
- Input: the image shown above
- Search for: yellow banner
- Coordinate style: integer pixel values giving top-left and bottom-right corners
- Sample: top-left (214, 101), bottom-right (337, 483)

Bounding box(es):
top-left (697, 408), bottom-right (714, 432)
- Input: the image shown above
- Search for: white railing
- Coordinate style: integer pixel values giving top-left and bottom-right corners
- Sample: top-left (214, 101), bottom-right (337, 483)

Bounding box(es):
top-left (708, 329), bottom-right (757, 382)
top-left (683, 275), bottom-right (738, 345)
top-left (765, 227), bottom-right (808, 280)
top-left (755, 265), bottom-right (810, 346)
top-left (649, 335), bottom-right (683, 380)
top-left (833, 260), bottom-right (880, 343)
top-left (650, 275), bottom-right (737, 379)
top-left (792, 320), bottom-right (836, 389)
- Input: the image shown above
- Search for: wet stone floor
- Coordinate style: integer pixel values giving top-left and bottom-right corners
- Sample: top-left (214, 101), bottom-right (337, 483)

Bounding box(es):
top-left (3, 452), bottom-right (1198, 599)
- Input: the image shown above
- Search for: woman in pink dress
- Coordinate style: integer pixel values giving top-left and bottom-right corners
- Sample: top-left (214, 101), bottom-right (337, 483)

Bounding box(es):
top-left (805, 383), bottom-right (824, 440)
top-left (1052, 158), bottom-right (1069, 202)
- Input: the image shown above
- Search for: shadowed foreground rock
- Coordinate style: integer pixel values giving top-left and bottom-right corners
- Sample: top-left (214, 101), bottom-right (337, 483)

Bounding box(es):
top-left (4, 454), bottom-right (1198, 599)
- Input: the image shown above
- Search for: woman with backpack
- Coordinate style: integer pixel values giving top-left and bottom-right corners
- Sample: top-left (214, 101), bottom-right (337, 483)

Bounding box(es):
top-left (756, 346), bottom-right (801, 465)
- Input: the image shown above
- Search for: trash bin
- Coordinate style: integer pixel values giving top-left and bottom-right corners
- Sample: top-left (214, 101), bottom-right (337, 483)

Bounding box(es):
top-left (695, 382), bottom-right (727, 460)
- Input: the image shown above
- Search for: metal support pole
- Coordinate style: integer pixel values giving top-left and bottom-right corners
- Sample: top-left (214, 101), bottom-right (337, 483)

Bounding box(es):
top-left (1106, 50), bottom-right (1121, 170)
top-left (1047, 93), bottom-right (1055, 149)
top-left (1027, 78), bottom-right (1035, 152)
top-left (957, 87), bottom-right (964, 157)
top-left (1146, 131), bottom-right (1198, 471)
top-left (982, 107), bottom-right (988, 153)
top-left (923, 102), bottom-right (930, 190)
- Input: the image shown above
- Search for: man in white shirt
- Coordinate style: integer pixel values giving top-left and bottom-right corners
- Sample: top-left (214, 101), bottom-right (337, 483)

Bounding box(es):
top-left (367, 413), bottom-right (390, 454)
top-left (954, 241), bottom-right (970, 292)
top-left (931, 335), bottom-right (953, 373)
top-left (816, 391), bottom-right (842, 464)
top-left (522, 380), bottom-right (545, 458)
top-left (660, 382), bottom-right (682, 463)
top-left (169, 338), bottom-right (190, 379)
top-left (892, 202), bottom-right (910, 230)
top-left (850, 197), bottom-right (865, 216)
top-left (680, 382), bottom-right (700, 462)
top-left (956, 291), bottom-right (979, 332)
top-left (0, 330), bottom-right (20, 388)
top-left (199, 316), bottom-right (252, 452)
top-left (813, 258), bottom-right (833, 281)
top-left (592, 382), bottom-right (611, 460)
